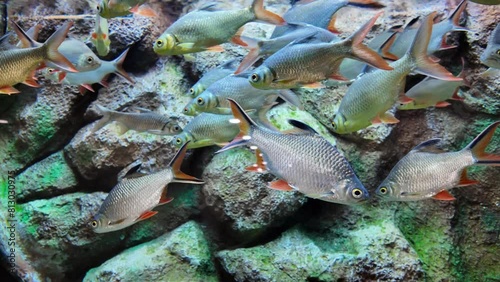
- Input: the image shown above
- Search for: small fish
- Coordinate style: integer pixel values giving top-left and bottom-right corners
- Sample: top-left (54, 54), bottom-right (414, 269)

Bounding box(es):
top-left (90, 141), bottom-right (204, 233)
top-left (188, 59), bottom-right (238, 97)
top-left (332, 12), bottom-right (461, 134)
top-left (218, 99), bottom-right (369, 205)
top-left (235, 23), bottom-right (340, 74)
top-left (389, 0), bottom-right (468, 58)
top-left (172, 113), bottom-right (240, 149)
top-left (91, 104), bottom-right (182, 136)
top-left (183, 74), bottom-right (302, 116)
top-left (249, 12), bottom-right (392, 89)
top-left (97, 0), bottom-right (156, 19)
top-left (469, 0), bottom-right (500, 4)
top-left (91, 14), bottom-right (111, 57)
top-left (397, 66), bottom-right (468, 110)
top-left (43, 47), bottom-right (133, 94)
top-left (271, 0), bottom-right (384, 38)
top-left (0, 21), bottom-right (77, 95)
top-left (480, 23), bottom-right (500, 70)
top-left (47, 38), bottom-right (102, 72)
top-left (153, 0), bottom-right (285, 56)
top-left (376, 121), bottom-right (500, 201)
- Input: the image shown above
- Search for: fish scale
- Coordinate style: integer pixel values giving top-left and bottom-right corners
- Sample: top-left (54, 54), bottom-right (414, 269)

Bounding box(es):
top-left (0, 47), bottom-right (45, 86)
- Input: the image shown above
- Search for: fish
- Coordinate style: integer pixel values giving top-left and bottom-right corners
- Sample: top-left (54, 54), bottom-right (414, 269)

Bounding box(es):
top-left (375, 121), bottom-right (500, 201)
top-left (480, 23), bottom-right (500, 70)
top-left (153, 0), bottom-right (285, 56)
top-left (0, 24), bottom-right (41, 50)
top-left (397, 65), bottom-right (468, 110)
top-left (0, 21), bottom-right (77, 95)
top-left (331, 12), bottom-right (461, 134)
top-left (91, 14), bottom-right (111, 57)
top-left (248, 12), bottom-right (392, 89)
top-left (43, 47), bottom-right (133, 95)
top-left (235, 22), bottom-right (340, 74)
top-left (183, 73), bottom-right (302, 116)
top-left (47, 38), bottom-right (102, 72)
top-left (90, 141), bottom-right (204, 233)
top-left (271, 0), bottom-right (384, 38)
top-left (188, 59), bottom-right (238, 97)
top-left (217, 99), bottom-right (369, 205)
top-left (90, 104), bottom-right (182, 136)
top-left (469, 0), bottom-right (500, 4)
top-left (389, 0), bottom-right (468, 59)
top-left (97, 0), bottom-right (156, 19)
top-left (172, 113), bottom-right (240, 149)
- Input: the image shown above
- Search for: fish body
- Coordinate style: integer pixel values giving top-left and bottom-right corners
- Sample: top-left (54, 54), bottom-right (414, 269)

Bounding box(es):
top-left (50, 38), bottom-right (101, 72)
top-left (91, 142), bottom-right (204, 233)
top-left (183, 74), bottom-right (301, 116)
top-left (219, 99), bottom-right (369, 205)
top-left (0, 22), bottom-right (77, 94)
top-left (249, 12), bottom-right (392, 89)
top-left (97, 0), bottom-right (154, 19)
top-left (376, 122), bottom-right (500, 201)
top-left (469, 0), bottom-right (500, 4)
top-left (172, 113), bottom-right (240, 149)
top-left (91, 104), bottom-right (182, 135)
top-left (480, 23), bottom-right (500, 69)
top-left (236, 23), bottom-right (339, 74)
top-left (91, 14), bottom-right (111, 57)
top-left (332, 12), bottom-right (461, 134)
top-left (188, 59), bottom-right (237, 97)
top-left (153, 0), bottom-right (285, 56)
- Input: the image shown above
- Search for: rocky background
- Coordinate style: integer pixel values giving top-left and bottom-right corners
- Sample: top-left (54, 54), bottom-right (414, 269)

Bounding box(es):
top-left (0, 0), bottom-right (499, 281)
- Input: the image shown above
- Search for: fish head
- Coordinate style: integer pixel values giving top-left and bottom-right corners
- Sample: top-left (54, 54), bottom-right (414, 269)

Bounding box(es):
top-left (396, 100), bottom-right (418, 110)
top-left (162, 119), bottom-right (183, 135)
top-left (96, 0), bottom-right (111, 18)
top-left (190, 91), bottom-right (218, 113)
top-left (42, 68), bottom-right (65, 82)
top-left (172, 132), bottom-right (192, 148)
top-left (188, 83), bottom-right (204, 97)
top-left (153, 34), bottom-right (178, 55)
top-left (315, 178), bottom-right (369, 205)
top-left (330, 112), bottom-right (349, 134)
top-left (375, 180), bottom-right (398, 201)
top-left (76, 53), bottom-right (101, 72)
top-left (183, 99), bottom-right (199, 116)
top-left (249, 66), bottom-right (274, 89)
top-left (480, 45), bottom-right (500, 69)
top-left (89, 214), bottom-right (112, 233)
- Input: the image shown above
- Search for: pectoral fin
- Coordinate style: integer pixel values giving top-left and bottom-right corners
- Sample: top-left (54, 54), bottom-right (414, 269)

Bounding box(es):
top-left (136, 210), bottom-right (158, 221)
top-left (432, 190), bottom-right (455, 201)
top-left (268, 179), bottom-right (293, 191)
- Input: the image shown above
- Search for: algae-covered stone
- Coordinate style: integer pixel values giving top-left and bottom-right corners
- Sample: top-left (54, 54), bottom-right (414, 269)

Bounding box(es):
top-left (84, 221), bottom-right (217, 282)
top-left (16, 150), bottom-right (78, 202)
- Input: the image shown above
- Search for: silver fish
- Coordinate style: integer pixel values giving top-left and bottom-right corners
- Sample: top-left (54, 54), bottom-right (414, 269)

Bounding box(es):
top-left (91, 104), bottom-right (182, 136)
top-left (47, 38), bottom-right (102, 72)
top-left (90, 142), bottom-right (204, 233)
top-left (480, 22), bottom-right (500, 70)
top-left (376, 122), bottom-right (500, 201)
top-left (218, 99), bottom-right (369, 205)
top-left (188, 59), bottom-right (238, 97)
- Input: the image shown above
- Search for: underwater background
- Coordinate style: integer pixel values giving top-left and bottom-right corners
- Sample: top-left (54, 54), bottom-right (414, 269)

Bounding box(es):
top-left (0, 0), bottom-right (499, 281)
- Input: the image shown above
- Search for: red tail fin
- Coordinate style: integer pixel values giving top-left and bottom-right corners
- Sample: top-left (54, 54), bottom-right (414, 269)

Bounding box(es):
top-left (216, 99), bottom-right (257, 153)
top-left (252, 0), bottom-right (286, 26)
top-left (169, 141), bottom-right (205, 184)
top-left (113, 48), bottom-right (134, 84)
top-left (467, 121), bottom-right (500, 166)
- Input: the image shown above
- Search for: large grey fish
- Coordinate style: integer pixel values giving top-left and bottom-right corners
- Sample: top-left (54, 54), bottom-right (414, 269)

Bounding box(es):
top-left (153, 0), bottom-right (285, 56)
top-left (389, 0), bottom-right (468, 58)
top-left (249, 12), bottom-right (392, 89)
top-left (218, 99), bottom-right (369, 205)
top-left (183, 73), bottom-right (302, 116)
top-left (376, 121), bottom-right (500, 202)
top-left (480, 22), bottom-right (500, 70)
top-left (90, 142), bottom-right (204, 233)
top-left (235, 23), bottom-right (340, 74)
top-left (0, 21), bottom-right (77, 94)
top-left (331, 12), bottom-right (461, 134)
top-left (188, 59), bottom-right (238, 97)
top-left (91, 104), bottom-right (182, 136)
top-left (271, 0), bottom-right (384, 38)
top-left (172, 113), bottom-right (240, 149)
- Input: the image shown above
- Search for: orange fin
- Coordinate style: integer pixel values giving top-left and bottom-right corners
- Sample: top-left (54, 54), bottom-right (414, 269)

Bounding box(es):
top-left (158, 190), bottom-right (174, 205)
top-left (435, 101), bottom-right (451, 108)
top-left (399, 95), bottom-right (413, 104)
top-left (136, 210), bottom-right (158, 221)
top-left (457, 169), bottom-right (479, 187)
top-left (91, 32), bottom-right (98, 39)
top-left (451, 89), bottom-right (464, 101)
top-left (81, 84), bottom-right (94, 92)
top-left (371, 116), bottom-right (382, 125)
top-left (432, 190), bottom-right (455, 201)
top-left (327, 14), bottom-right (341, 34)
top-left (0, 86), bottom-right (20, 95)
top-left (330, 73), bottom-right (349, 81)
top-left (206, 45), bottom-right (224, 52)
top-left (130, 5), bottom-right (158, 17)
top-left (379, 112), bottom-right (399, 124)
top-left (347, 0), bottom-right (385, 8)
top-left (380, 32), bottom-right (398, 61)
top-left (169, 141), bottom-right (205, 184)
top-left (268, 179), bottom-right (293, 191)
top-left (245, 149), bottom-right (266, 173)
top-left (467, 121), bottom-right (500, 166)
top-left (253, 0), bottom-right (286, 26)
top-left (58, 71), bottom-right (67, 82)
top-left (22, 77), bottom-right (40, 88)
top-left (302, 82), bottom-right (324, 89)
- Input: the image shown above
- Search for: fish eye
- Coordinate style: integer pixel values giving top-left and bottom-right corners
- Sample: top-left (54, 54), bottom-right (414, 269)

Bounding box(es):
top-left (91, 220), bottom-right (98, 228)
top-left (96, 5), bottom-right (101, 11)
top-left (156, 40), bottom-right (164, 47)
top-left (251, 73), bottom-right (259, 82)
top-left (87, 56), bottom-right (94, 63)
top-left (173, 125), bottom-right (180, 131)
top-left (48, 68), bottom-right (55, 74)
top-left (496, 49), bottom-right (500, 55)
top-left (352, 188), bottom-right (363, 199)
top-left (379, 187), bottom-right (388, 194)
top-left (176, 138), bottom-right (182, 144)
top-left (189, 88), bottom-right (194, 94)
top-left (197, 97), bottom-right (204, 105)
top-left (183, 107), bottom-right (189, 113)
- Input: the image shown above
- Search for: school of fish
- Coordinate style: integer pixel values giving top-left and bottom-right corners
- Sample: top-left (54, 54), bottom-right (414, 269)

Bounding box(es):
top-left (1, 0), bottom-right (499, 233)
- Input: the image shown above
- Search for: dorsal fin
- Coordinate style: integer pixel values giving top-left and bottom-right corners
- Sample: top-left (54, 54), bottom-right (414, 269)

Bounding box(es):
top-left (411, 138), bottom-right (443, 153)
top-left (197, 3), bottom-right (218, 11)
top-left (287, 119), bottom-right (318, 134)
top-left (118, 160), bottom-right (144, 181)
top-left (405, 16), bottom-right (420, 30)
top-left (133, 107), bottom-right (153, 113)
top-left (219, 58), bottom-right (238, 70)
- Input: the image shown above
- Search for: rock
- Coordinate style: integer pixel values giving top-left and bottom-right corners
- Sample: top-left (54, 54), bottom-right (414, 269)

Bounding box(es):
top-left (83, 221), bottom-right (218, 282)
top-left (16, 150), bottom-right (78, 203)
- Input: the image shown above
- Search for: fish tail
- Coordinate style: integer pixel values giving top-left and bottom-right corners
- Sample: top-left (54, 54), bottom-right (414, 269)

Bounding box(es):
top-left (169, 141), bottom-right (205, 184)
top-left (217, 99), bottom-right (257, 154)
top-left (16, 24), bottom-right (41, 48)
top-left (466, 121), bottom-right (500, 166)
top-left (348, 11), bottom-right (393, 71)
top-left (11, 21), bottom-right (40, 49)
top-left (234, 36), bottom-right (261, 74)
top-left (449, 0), bottom-right (469, 32)
top-left (90, 104), bottom-right (112, 134)
top-left (42, 22), bottom-right (78, 73)
top-left (408, 12), bottom-right (461, 81)
top-left (112, 47), bottom-right (135, 84)
top-left (347, 0), bottom-right (385, 8)
top-left (277, 89), bottom-right (303, 110)
top-left (251, 0), bottom-right (286, 26)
